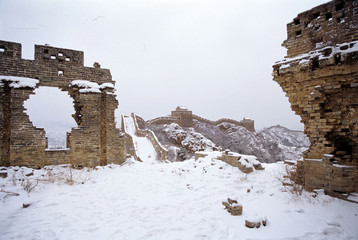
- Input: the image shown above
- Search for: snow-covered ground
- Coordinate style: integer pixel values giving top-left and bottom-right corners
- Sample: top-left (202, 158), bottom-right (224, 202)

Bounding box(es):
top-left (1, 152), bottom-right (357, 240)
top-left (123, 115), bottom-right (157, 162)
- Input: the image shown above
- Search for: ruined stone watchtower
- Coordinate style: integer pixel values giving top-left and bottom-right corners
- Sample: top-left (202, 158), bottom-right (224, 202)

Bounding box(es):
top-left (171, 106), bottom-right (193, 127)
top-left (0, 40), bottom-right (126, 168)
top-left (273, 0), bottom-right (358, 193)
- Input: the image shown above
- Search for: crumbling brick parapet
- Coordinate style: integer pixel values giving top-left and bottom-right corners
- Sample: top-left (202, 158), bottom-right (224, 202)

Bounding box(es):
top-left (273, 0), bottom-right (358, 193)
top-left (282, 0), bottom-right (358, 58)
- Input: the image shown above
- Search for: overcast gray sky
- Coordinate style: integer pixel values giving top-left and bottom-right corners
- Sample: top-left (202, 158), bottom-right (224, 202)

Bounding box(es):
top-left (0, 0), bottom-right (329, 131)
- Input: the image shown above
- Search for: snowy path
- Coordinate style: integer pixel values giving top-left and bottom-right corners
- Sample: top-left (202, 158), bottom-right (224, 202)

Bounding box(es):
top-left (0, 155), bottom-right (357, 240)
top-left (123, 115), bottom-right (157, 162)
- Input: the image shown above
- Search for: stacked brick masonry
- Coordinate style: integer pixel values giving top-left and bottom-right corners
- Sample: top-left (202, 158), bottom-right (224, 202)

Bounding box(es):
top-left (273, 0), bottom-right (358, 193)
top-left (171, 108), bottom-right (193, 128)
top-left (0, 40), bottom-right (126, 168)
top-left (283, 0), bottom-right (358, 58)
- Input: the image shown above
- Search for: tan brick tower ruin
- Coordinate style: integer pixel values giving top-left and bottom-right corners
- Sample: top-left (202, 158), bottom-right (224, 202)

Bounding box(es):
top-left (273, 0), bottom-right (358, 193)
top-left (0, 40), bottom-right (126, 168)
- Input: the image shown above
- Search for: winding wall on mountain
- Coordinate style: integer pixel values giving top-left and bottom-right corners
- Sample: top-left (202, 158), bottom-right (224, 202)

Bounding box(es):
top-left (192, 115), bottom-right (255, 132)
top-left (142, 111), bottom-right (255, 132)
top-left (131, 113), bottom-right (168, 161)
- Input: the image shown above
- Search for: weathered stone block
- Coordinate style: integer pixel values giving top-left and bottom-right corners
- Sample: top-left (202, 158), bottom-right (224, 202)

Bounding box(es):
top-left (222, 198), bottom-right (243, 216)
top-left (0, 172), bottom-right (7, 178)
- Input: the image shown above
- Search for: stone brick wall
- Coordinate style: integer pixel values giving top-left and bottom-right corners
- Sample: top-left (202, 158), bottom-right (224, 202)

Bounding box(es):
top-left (273, 0), bottom-right (358, 193)
top-left (283, 0), bottom-right (358, 58)
top-left (293, 155), bottom-right (358, 193)
top-left (147, 117), bottom-right (179, 126)
top-left (121, 114), bottom-right (139, 161)
top-left (215, 118), bottom-right (255, 132)
top-left (45, 149), bottom-right (71, 165)
top-left (134, 115), bottom-right (147, 129)
top-left (0, 40), bottom-right (126, 168)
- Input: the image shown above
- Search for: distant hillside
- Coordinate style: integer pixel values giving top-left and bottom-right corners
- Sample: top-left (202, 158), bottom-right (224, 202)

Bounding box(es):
top-left (148, 119), bottom-right (309, 163)
top-left (260, 125), bottom-right (310, 148)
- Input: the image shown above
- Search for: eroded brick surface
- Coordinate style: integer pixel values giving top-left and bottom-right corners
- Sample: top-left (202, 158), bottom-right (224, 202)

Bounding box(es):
top-left (273, 0), bottom-right (358, 193)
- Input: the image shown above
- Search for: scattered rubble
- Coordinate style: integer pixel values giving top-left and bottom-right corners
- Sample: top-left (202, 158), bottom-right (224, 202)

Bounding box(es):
top-left (245, 215), bottom-right (267, 228)
top-left (222, 198), bottom-right (243, 216)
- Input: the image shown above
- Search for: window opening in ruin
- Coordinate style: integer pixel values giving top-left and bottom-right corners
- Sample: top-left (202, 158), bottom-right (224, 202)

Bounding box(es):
top-left (333, 136), bottom-right (352, 161)
top-left (24, 87), bottom-right (77, 149)
top-left (313, 12), bottom-right (320, 19)
top-left (65, 57), bottom-right (70, 62)
top-left (58, 52), bottom-right (63, 57)
top-left (0, 47), bottom-right (4, 52)
top-left (340, 45), bottom-right (349, 50)
top-left (323, 48), bottom-right (332, 56)
top-left (44, 49), bottom-right (49, 54)
top-left (295, 30), bottom-right (302, 37)
top-left (50, 55), bottom-right (56, 60)
top-left (325, 12), bottom-right (333, 20)
top-left (58, 70), bottom-right (64, 76)
top-left (337, 15), bottom-right (345, 23)
top-left (294, 18), bottom-right (300, 25)
top-left (311, 57), bottom-right (319, 70)
top-left (334, 53), bottom-right (342, 65)
top-left (335, 2), bottom-right (344, 11)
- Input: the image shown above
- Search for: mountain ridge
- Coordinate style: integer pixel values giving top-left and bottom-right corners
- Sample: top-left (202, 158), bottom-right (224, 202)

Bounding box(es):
top-left (148, 119), bottom-right (309, 163)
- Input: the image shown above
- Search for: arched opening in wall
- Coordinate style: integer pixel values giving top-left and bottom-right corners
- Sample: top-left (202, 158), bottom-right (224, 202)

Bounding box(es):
top-left (24, 87), bottom-right (77, 149)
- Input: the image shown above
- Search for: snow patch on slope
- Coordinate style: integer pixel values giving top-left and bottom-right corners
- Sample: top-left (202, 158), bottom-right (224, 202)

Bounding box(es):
top-left (123, 115), bottom-right (157, 162)
top-left (260, 125), bottom-right (310, 148)
top-left (195, 120), bottom-right (306, 163)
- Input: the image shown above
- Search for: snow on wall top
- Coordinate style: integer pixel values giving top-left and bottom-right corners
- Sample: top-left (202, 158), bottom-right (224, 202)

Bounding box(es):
top-left (0, 75), bottom-right (39, 88)
top-left (100, 83), bottom-right (115, 89)
top-left (275, 40), bottom-right (358, 70)
top-left (71, 80), bottom-right (114, 93)
top-left (176, 106), bottom-right (188, 111)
